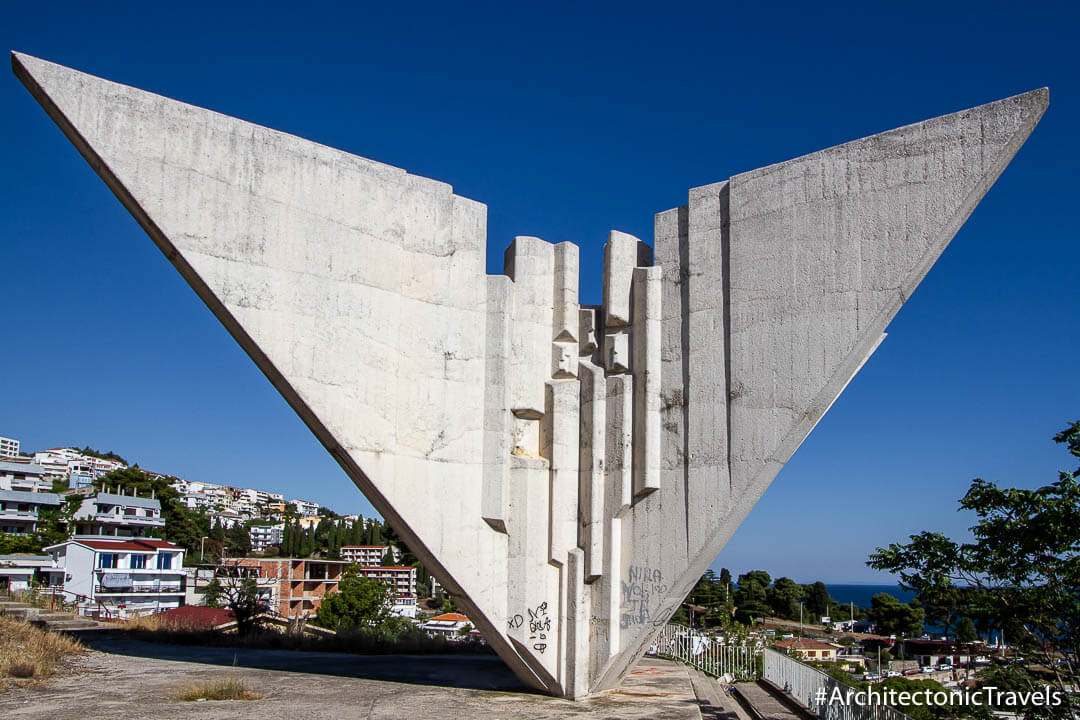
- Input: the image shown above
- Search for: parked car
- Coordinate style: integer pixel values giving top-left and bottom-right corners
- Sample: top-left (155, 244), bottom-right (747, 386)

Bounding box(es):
top-left (864, 673), bottom-right (882, 681)
top-left (903, 669), bottom-right (921, 676)
top-left (885, 671), bottom-right (902, 678)
top-left (921, 666), bottom-right (935, 673)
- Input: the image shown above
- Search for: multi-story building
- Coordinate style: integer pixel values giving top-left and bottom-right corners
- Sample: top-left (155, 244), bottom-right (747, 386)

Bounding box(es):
top-left (249, 523), bottom-right (284, 552)
top-left (72, 491), bottom-right (165, 538)
top-left (0, 436), bottom-right (20, 459)
top-left (45, 537), bottom-right (186, 618)
top-left (229, 557), bottom-right (417, 618)
top-left (341, 545), bottom-right (392, 566)
top-left (32, 448), bottom-right (126, 486)
top-left (232, 557), bottom-right (349, 617)
top-left (354, 565), bottom-right (417, 598)
top-left (0, 460), bottom-right (51, 492)
top-left (290, 499), bottom-right (320, 517)
top-left (0, 488), bottom-right (61, 535)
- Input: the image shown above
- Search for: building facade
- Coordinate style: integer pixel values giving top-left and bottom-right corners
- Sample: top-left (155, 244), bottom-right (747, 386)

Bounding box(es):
top-left (45, 538), bottom-right (186, 618)
top-left (249, 523), bottom-right (284, 552)
top-left (0, 436), bottom-right (19, 459)
top-left (72, 492), bottom-right (165, 538)
top-left (340, 545), bottom-right (391, 566)
top-left (0, 461), bottom-right (52, 492)
top-left (0, 488), bottom-right (61, 535)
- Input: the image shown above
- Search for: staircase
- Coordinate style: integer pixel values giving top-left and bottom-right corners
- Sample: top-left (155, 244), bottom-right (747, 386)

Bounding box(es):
top-left (0, 597), bottom-right (106, 631)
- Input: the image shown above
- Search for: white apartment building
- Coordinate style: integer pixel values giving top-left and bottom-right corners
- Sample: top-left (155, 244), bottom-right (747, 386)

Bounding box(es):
top-left (341, 545), bottom-right (393, 566)
top-left (290, 498), bottom-right (320, 516)
top-left (249, 523), bottom-right (284, 552)
top-left (0, 436), bottom-right (19, 458)
top-left (0, 461), bottom-right (51, 492)
top-left (31, 449), bottom-right (126, 487)
top-left (72, 492), bottom-right (165, 538)
top-left (354, 565), bottom-right (417, 598)
top-left (45, 538), bottom-right (186, 618)
top-left (0, 488), bottom-right (61, 535)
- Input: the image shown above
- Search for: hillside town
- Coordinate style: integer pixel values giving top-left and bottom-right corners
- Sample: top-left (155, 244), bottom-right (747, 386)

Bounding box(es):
top-left (0, 434), bottom-right (472, 638)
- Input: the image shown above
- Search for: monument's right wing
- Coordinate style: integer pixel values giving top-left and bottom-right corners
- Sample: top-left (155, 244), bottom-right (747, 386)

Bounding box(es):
top-left (594, 89), bottom-right (1047, 690)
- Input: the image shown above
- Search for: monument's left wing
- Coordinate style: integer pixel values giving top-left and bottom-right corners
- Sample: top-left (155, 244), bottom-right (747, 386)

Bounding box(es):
top-left (12, 51), bottom-right (552, 690)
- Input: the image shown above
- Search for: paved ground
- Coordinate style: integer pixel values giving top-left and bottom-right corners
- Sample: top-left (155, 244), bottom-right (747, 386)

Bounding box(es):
top-left (0, 633), bottom-right (716, 719)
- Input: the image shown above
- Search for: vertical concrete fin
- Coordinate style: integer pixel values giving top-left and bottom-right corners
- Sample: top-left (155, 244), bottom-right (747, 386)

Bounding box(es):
top-left (553, 242), bottom-right (580, 343)
top-left (605, 375), bottom-right (634, 513)
top-left (543, 379), bottom-right (580, 566)
top-left (631, 265), bottom-right (663, 498)
top-left (602, 230), bottom-right (642, 328)
top-left (482, 275), bottom-right (512, 532)
top-left (726, 88), bottom-right (1049, 500)
top-left (564, 548), bottom-right (590, 699)
top-left (577, 359), bottom-right (606, 581)
top-left (504, 236), bottom-right (555, 458)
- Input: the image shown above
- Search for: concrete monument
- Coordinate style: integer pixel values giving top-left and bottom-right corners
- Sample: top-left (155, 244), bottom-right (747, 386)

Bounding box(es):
top-left (12, 52), bottom-right (1046, 698)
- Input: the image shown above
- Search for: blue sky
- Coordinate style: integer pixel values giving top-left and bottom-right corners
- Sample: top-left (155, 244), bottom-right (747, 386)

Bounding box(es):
top-left (1, 2), bottom-right (1077, 583)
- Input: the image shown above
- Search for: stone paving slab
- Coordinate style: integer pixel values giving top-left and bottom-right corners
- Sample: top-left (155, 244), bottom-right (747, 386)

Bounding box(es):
top-left (0, 636), bottom-right (705, 719)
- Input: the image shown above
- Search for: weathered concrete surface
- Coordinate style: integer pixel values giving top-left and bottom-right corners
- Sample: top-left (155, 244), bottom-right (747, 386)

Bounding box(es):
top-left (11, 51), bottom-right (1047, 699)
top-left (0, 637), bottom-right (704, 720)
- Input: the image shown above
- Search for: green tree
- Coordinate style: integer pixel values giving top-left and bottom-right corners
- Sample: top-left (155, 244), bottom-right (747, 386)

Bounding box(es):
top-left (766, 577), bottom-right (803, 620)
top-left (868, 419), bottom-right (1080, 719)
top-left (314, 566), bottom-right (393, 631)
top-left (954, 616), bottom-right (978, 645)
top-left (202, 561), bottom-right (265, 636)
top-left (865, 593), bottom-right (924, 638)
top-left (805, 581), bottom-right (831, 620)
top-left (225, 522), bottom-right (251, 556)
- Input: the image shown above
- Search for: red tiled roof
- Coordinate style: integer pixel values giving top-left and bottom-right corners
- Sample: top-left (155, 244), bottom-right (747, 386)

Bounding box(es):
top-left (776, 638), bottom-right (837, 651)
top-left (430, 612), bottom-right (470, 623)
top-left (76, 539), bottom-right (182, 552)
top-left (156, 606), bottom-right (234, 630)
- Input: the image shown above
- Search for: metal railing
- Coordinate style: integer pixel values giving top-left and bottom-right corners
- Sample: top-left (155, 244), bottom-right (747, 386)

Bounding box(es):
top-left (763, 647), bottom-right (915, 720)
top-left (649, 623), bottom-right (759, 681)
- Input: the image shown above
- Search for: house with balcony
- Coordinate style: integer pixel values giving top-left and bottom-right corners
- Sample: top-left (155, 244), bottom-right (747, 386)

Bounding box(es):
top-left (0, 553), bottom-right (65, 592)
top-left (44, 537), bottom-right (186, 618)
top-left (72, 491), bottom-right (165, 538)
top-left (0, 488), bottom-right (61, 535)
top-left (0, 460), bottom-right (52, 493)
top-left (249, 523), bottom-right (284, 552)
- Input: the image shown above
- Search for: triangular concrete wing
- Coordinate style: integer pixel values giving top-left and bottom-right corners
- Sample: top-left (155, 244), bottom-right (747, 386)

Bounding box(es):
top-left (726, 89), bottom-right (1048, 499)
top-left (12, 50), bottom-right (556, 692)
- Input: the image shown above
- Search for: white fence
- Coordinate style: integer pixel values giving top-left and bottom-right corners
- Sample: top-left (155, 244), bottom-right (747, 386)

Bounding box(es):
top-left (649, 623), bottom-right (759, 682)
top-left (763, 647), bottom-right (915, 720)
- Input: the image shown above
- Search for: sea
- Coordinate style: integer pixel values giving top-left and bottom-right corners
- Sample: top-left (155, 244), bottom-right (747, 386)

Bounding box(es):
top-left (824, 584), bottom-right (916, 613)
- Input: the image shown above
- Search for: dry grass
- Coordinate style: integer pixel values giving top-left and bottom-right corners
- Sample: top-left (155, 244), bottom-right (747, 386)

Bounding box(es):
top-left (0, 615), bottom-right (86, 691)
top-left (170, 675), bottom-right (262, 701)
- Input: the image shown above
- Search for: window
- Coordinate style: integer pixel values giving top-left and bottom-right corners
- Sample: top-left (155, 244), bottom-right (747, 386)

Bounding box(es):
top-left (130, 554), bottom-right (146, 569)
top-left (99, 553), bottom-right (117, 569)
top-left (157, 553), bottom-right (172, 570)
top-left (807, 651), bottom-right (817, 657)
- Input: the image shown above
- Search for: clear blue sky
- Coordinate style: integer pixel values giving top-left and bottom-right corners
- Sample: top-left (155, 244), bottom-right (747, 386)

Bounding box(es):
top-left (2, 2), bottom-right (1077, 583)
